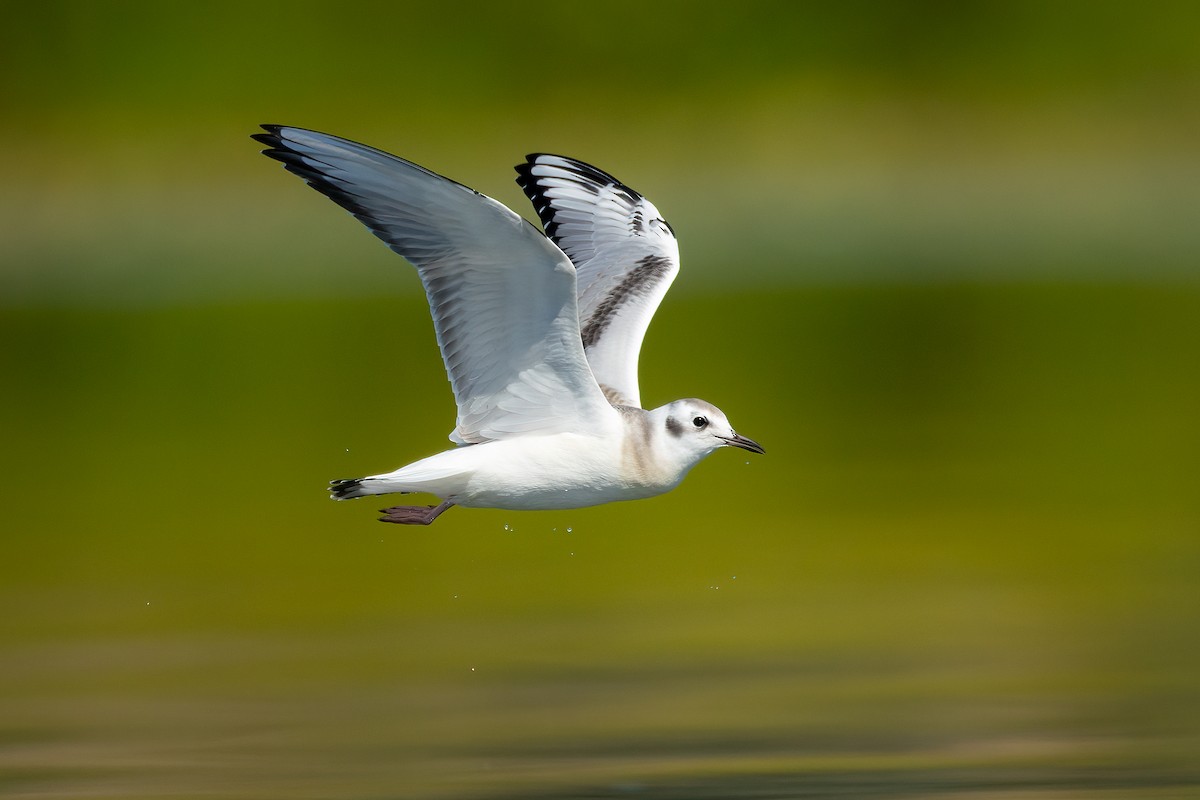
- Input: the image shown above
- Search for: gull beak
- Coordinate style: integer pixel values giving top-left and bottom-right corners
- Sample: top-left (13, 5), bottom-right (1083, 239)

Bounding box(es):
top-left (720, 433), bottom-right (765, 455)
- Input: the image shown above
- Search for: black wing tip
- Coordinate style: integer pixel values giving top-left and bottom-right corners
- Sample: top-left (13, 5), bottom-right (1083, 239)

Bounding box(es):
top-left (516, 153), bottom-right (644, 208)
top-left (514, 153), bottom-right (653, 244)
top-left (514, 157), bottom-right (555, 232)
top-left (517, 152), bottom-right (559, 169)
top-left (251, 123), bottom-right (285, 145)
top-left (250, 125), bottom-right (335, 184)
top-left (513, 153), bottom-right (567, 191)
top-left (513, 159), bottom-right (535, 188)
top-left (530, 154), bottom-right (626, 189)
top-left (251, 130), bottom-right (363, 212)
top-left (251, 125), bottom-right (292, 160)
top-left (250, 125), bottom-right (471, 230)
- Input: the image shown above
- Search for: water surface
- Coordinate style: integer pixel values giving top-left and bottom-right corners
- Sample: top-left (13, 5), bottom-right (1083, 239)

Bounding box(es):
top-left (2, 285), bottom-right (1197, 798)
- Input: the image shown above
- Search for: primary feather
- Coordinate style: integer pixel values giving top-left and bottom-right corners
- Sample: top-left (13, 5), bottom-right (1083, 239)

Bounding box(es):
top-left (254, 126), bottom-right (616, 444)
top-left (516, 155), bottom-right (680, 408)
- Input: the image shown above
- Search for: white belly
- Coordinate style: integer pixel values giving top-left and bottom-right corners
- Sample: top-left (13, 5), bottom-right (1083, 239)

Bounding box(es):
top-left (379, 431), bottom-right (673, 511)
top-left (457, 432), bottom-right (667, 510)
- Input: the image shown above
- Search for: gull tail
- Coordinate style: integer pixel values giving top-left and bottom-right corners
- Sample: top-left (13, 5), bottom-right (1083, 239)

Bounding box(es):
top-left (330, 478), bottom-right (365, 499)
top-left (330, 476), bottom-right (423, 500)
top-left (330, 478), bottom-right (382, 500)
top-left (331, 452), bottom-right (472, 501)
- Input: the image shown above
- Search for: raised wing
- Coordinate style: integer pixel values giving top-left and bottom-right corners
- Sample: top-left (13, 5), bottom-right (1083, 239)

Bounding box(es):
top-left (515, 155), bottom-right (680, 409)
top-left (254, 125), bottom-right (616, 444)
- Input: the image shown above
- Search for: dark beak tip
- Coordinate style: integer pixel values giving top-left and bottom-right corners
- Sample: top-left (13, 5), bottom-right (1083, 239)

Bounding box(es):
top-left (725, 434), bottom-right (765, 455)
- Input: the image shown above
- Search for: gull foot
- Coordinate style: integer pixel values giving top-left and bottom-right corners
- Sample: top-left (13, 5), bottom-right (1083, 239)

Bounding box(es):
top-left (378, 500), bottom-right (454, 525)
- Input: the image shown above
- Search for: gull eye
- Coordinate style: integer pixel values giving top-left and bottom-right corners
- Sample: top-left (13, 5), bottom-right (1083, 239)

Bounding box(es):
top-left (692, 416), bottom-right (708, 429)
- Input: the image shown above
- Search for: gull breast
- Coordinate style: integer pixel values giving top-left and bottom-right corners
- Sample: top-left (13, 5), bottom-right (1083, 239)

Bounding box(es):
top-left (617, 407), bottom-right (674, 491)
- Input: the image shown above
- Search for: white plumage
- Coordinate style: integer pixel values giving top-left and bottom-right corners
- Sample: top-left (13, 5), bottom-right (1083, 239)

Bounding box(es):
top-left (255, 125), bottom-right (763, 524)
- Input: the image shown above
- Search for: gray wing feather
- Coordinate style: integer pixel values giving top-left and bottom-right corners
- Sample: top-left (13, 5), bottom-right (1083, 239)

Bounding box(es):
top-left (255, 126), bottom-right (614, 443)
top-left (516, 154), bottom-right (680, 408)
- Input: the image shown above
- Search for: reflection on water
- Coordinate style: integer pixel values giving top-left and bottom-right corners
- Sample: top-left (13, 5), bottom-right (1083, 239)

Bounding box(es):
top-left (4, 624), bottom-right (1197, 799)
top-left (3, 621), bottom-right (1197, 798)
top-left (1, 286), bottom-right (1198, 798)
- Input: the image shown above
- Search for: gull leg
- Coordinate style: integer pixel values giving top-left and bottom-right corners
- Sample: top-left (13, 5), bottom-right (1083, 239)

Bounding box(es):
top-left (378, 499), bottom-right (455, 525)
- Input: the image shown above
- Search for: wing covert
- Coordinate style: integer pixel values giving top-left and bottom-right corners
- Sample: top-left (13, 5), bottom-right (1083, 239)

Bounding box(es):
top-left (516, 154), bottom-right (680, 409)
top-left (254, 126), bottom-right (615, 444)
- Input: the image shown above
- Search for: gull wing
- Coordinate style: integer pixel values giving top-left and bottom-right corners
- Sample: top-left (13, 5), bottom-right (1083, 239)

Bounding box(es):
top-left (515, 155), bottom-right (680, 409)
top-left (254, 125), bottom-right (616, 445)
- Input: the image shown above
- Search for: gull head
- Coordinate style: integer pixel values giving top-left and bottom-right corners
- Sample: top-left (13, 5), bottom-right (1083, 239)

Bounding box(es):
top-left (650, 399), bottom-right (765, 469)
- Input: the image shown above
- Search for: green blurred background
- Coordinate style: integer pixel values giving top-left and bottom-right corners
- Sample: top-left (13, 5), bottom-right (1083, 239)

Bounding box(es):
top-left (2, 2), bottom-right (1198, 798)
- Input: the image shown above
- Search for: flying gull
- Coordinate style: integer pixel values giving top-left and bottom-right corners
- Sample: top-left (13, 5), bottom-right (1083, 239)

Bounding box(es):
top-left (253, 125), bottom-right (764, 524)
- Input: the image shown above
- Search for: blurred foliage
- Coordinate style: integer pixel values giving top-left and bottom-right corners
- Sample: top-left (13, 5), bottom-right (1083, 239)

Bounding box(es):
top-left (4, 1), bottom-right (1200, 123)
top-left (2, 0), bottom-right (1199, 304)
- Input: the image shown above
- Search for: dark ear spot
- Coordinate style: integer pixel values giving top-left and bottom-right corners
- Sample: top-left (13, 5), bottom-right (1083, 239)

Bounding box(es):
top-left (665, 416), bottom-right (683, 437)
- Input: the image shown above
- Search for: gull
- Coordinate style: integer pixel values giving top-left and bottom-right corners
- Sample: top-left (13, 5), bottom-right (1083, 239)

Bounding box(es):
top-left (253, 125), bottom-right (764, 524)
